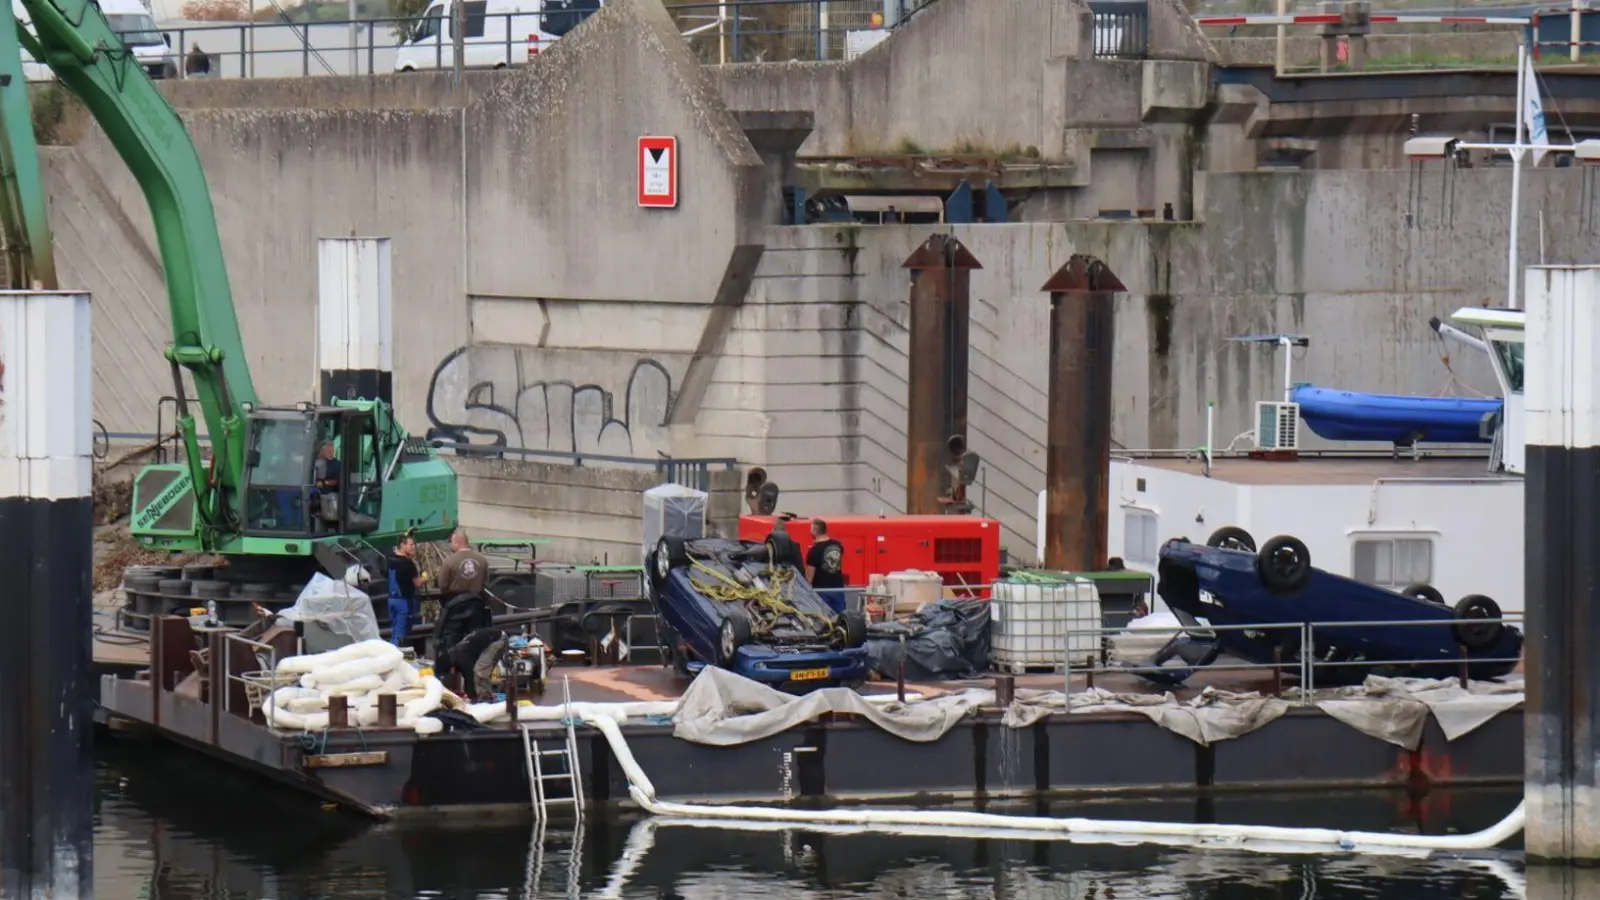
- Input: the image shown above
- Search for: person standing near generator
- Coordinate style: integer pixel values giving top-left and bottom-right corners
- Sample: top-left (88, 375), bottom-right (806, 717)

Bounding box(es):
top-left (805, 518), bottom-right (849, 614)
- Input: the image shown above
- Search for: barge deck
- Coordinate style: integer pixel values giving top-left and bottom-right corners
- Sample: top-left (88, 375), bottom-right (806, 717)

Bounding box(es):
top-left (98, 615), bottom-right (1526, 820)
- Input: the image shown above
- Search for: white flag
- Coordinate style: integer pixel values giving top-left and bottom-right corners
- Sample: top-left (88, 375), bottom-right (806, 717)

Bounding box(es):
top-left (1523, 54), bottom-right (1549, 167)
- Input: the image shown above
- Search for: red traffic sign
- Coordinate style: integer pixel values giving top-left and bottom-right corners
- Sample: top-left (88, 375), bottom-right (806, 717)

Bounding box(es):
top-left (637, 136), bottom-right (678, 208)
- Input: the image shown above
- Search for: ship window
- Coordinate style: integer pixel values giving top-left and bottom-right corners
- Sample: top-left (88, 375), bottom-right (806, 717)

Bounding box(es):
top-left (1123, 508), bottom-right (1158, 565)
top-left (1492, 340), bottom-right (1524, 394)
top-left (1351, 536), bottom-right (1433, 588)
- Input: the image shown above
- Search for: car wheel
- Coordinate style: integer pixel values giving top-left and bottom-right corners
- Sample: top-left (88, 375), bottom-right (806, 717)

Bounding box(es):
top-left (1256, 535), bottom-right (1312, 594)
top-left (1401, 583), bottom-right (1446, 607)
top-left (1451, 594), bottom-right (1504, 650)
top-left (840, 609), bottom-right (868, 648)
top-left (1205, 526), bottom-right (1256, 553)
top-left (651, 536), bottom-right (690, 590)
top-left (717, 607), bottom-right (753, 667)
top-left (764, 530), bottom-right (804, 568)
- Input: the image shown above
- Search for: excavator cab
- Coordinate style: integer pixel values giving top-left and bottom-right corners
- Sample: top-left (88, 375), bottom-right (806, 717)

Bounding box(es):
top-left (242, 405), bottom-right (382, 538)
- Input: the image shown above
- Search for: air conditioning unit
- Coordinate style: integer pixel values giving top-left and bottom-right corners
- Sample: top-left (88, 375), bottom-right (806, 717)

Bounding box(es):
top-left (1255, 401), bottom-right (1300, 451)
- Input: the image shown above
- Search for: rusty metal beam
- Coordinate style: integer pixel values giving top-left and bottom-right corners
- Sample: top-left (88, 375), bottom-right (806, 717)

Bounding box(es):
top-left (1042, 255), bottom-right (1127, 572)
top-left (903, 234), bottom-right (982, 515)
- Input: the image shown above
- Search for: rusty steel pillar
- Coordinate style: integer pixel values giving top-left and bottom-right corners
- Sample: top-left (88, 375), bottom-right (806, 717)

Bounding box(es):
top-left (902, 234), bottom-right (982, 515)
top-left (1041, 255), bottom-right (1127, 572)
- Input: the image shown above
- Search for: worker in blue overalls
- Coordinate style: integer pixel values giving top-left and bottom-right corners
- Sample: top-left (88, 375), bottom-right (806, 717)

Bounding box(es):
top-left (387, 533), bottom-right (424, 646)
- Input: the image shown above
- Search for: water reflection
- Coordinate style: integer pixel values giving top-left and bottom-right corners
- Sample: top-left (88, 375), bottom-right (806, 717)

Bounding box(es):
top-left (93, 737), bottom-right (1578, 900)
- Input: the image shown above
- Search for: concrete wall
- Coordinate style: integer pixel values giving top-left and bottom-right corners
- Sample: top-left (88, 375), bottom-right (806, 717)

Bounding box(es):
top-left (453, 455), bottom-right (745, 563)
top-left (49, 0), bottom-right (1586, 564)
top-left (58, 0), bottom-right (769, 452)
top-left (698, 163), bottom-right (1589, 554)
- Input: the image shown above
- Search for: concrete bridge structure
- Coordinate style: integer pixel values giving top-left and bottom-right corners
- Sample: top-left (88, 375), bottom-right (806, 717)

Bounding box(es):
top-left (46, 0), bottom-right (1600, 561)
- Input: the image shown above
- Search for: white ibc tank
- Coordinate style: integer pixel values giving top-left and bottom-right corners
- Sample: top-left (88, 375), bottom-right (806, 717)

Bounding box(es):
top-left (991, 578), bottom-right (1102, 672)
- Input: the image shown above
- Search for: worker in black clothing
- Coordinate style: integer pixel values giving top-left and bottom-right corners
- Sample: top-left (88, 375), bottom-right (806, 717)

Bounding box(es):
top-left (805, 518), bottom-right (848, 614)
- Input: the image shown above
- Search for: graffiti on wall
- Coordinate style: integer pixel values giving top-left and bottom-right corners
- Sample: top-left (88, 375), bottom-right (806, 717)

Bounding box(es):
top-left (425, 345), bottom-right (675, 458)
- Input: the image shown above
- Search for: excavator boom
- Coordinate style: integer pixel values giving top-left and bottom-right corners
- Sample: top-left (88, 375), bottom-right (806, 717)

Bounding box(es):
top-left (0, 0), bottom-right (252, 535)
top-left (0, 1), bottom-right (456, 571)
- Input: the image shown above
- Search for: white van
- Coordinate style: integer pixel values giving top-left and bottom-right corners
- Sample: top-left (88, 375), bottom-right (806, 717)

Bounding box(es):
top-left (14, 0), bottom-right (178, 81)
top-left (393, 0), bottom-right (601, 72)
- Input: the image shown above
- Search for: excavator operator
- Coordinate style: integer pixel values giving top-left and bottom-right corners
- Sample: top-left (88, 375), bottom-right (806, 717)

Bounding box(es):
top-left (313, 441), bottom-right (342, 525)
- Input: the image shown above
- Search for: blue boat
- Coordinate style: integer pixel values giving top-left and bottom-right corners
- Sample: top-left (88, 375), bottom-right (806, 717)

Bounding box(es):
top-left (1290, 384), bottom-right (1502, 446)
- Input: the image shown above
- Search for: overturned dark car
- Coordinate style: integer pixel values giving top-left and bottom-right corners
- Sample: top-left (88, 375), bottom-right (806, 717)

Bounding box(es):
top-left (1138, 527), bottom-right (1524, 688)
top-left (646, 533), bottom-right (869, 691)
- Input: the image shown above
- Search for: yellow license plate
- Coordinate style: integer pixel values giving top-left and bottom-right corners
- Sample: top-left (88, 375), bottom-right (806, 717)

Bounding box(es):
top-left (790, 668), bottom-right (830, 682)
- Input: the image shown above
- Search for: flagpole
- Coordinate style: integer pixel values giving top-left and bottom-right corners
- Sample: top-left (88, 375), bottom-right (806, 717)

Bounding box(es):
top-left (1508, 39), bottom-right (1527, 310)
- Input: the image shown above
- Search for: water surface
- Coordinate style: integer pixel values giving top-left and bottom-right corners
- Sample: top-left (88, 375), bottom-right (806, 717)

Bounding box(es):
top-left (94, 737), bottom-right (1573, 900)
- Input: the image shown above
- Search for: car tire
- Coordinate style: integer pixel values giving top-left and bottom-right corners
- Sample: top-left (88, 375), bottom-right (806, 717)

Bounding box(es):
top-left (764, 530), bottom-right (804, 569)
top-left (717, 607), bottom-right (753, 667)
top-left (1205, 526), bottom-right (1256, 553)
top-left (652, 536), bottom-right (690, 590)
top-left (1401, 583), bottom-right (1446, 607)
top-left (1451, 594), bottom-right (1504, 650)
top-left (1256, 535), bottom-right (1312, 594)
top-left (840, 609), bottom-right (868, 648)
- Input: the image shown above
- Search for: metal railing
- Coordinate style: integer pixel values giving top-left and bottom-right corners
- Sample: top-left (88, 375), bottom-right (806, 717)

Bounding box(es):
top-left (1088, 0), bottom-right (1151, 59)
top-left (100, 430), bottom-right (737, 491)
top-left (1065, 613), bottom-right (1526, 702)
top-left (223, 632), bottom-right (282, 718)
top-left (427, 438), bottom-right (739, 493)
top-left (30, 0), bottom-right (944, 83)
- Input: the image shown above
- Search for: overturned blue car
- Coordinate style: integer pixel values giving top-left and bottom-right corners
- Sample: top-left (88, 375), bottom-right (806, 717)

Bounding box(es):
top-left (646, 534), bottom-right (869, 691)
top-left (1141, 527), bottom-right (1524, 688)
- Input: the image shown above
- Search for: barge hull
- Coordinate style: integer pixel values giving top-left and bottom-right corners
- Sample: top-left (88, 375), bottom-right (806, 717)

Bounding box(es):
top-left (100, 674), bottom-right (1523, 819)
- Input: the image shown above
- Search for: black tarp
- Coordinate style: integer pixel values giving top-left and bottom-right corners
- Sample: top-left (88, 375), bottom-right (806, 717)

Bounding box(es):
top-left (863, 599), bottom-right (990, 681)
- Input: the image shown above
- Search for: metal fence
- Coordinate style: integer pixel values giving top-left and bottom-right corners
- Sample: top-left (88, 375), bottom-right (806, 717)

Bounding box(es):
top-left (429, 438), bottom-right (738, 493)
top-left (65, 0), bottom-right (947, 81)
top-left (1089, 0), bottom-right (1151, 59)
top-left (102, 431), bottom-right (738, 492)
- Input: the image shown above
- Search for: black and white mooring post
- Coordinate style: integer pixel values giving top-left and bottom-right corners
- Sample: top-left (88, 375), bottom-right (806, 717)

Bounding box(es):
top-left (318, 237), bottom-right (393, 405)
top-left (1523, 264), bottom-right (1600, 864)
top-left (0, 291), bottom-right (94, 897)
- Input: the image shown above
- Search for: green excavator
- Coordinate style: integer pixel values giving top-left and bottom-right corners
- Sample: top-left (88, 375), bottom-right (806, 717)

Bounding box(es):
top-left (0, 0), bottom-right (458, 592)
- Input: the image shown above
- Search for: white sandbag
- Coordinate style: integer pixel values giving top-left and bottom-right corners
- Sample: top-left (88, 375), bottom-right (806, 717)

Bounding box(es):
top-left (413, 716), bottom-right (444, 735)
top-left (401, 676), bottom-right (445, 722)
top-left (264, 693), bottom-right (312, 730)
top-left (302, 643), bottom-right (404, 689)
top-left (285, 697), bottom-right (330, 714)
top-left (321, 674), bottom-right (384, 696)
top-left (275, 638), bottom-right (391, 675)
top-left (273, 685), bottom-right (320, 707)
top-left (378, 666), bottom-right (412, 694)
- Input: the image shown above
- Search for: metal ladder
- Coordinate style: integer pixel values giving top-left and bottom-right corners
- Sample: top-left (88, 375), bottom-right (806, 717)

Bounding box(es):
top-left (520, 676), bottom-right (585, 822)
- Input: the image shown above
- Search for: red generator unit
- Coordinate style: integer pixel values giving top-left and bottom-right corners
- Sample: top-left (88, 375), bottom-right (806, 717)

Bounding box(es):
top-left (737, 514), bottom-right (1002, 597)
